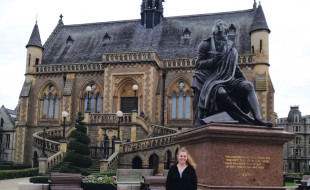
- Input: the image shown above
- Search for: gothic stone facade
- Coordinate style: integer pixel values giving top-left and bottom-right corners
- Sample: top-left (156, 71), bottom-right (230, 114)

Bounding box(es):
top-left (15, 1), bottom-right (274, 164)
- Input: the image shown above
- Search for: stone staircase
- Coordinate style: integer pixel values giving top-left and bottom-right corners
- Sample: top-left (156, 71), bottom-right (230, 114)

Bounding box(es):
top-left (49, 161), bottom-right (70, 173)
top-left (49, 159), bottom-right (101, 173)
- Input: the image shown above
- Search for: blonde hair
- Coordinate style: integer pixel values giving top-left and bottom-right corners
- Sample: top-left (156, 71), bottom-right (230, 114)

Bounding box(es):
top-left (177, 147), bottom-right (197, 169)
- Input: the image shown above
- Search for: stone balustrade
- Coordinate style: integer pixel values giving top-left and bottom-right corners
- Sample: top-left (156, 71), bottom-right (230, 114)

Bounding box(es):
top-left (162, 58), bottom-right (196, 68)
top-left (33, 130), bottom-right (61, 153)
top-left (47, 151), bottom-right (64, 171)
top-left (121, 124), bottom-right (180, 153)
top-left (102, 51), bottom-right (161, 64)
top-left (238, 54), bottom-right (254, 64)
top-left (35, 63), bottom-right (104, 74)
top-left (89, 113), bottom-right (132, 124)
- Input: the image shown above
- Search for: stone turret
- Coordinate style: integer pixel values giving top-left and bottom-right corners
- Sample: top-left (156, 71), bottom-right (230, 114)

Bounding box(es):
top-left (140, 0), bottom-right (164, 29)
top-left (25, 21), bottom-right (43, 75)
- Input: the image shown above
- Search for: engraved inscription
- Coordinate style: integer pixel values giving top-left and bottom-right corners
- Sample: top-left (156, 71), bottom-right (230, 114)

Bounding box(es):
top-left (225, 155), bottom-right (270, 170)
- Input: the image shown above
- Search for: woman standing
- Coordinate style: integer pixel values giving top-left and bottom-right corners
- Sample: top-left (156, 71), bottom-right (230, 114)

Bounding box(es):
top-left (166, 147), bottom-right (197, 190)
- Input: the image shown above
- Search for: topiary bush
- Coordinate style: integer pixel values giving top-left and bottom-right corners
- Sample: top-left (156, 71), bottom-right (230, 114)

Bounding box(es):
top-left (62, 112), bottom-right (92, 172)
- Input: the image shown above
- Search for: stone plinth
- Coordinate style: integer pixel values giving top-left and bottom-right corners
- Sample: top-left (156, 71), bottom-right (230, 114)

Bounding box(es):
top-left (174, 123), bottom-right (294, 190)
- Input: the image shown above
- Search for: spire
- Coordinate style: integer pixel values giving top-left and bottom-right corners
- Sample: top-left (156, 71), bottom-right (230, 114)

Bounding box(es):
top-left (26, 22), bottom-right (43, 49)
top-left (140, 0), bottom-right (164, 29)
top-left (250, 2), bottom-right (270, 34)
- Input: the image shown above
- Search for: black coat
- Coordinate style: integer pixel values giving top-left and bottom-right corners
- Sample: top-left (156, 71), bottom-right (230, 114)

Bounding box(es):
top-left (165, 164), bottom-right (197, 190)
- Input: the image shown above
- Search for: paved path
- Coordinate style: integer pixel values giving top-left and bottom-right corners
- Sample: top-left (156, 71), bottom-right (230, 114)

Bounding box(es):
top-left (0, 177), bottom-right (30, 190)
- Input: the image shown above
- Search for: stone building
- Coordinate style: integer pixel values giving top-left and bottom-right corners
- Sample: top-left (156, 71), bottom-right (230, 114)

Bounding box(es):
top-left (0, 105), bottom-right (18, 161)
top-left (15, 0), bottom-right (274, 167)
top-left (276, 106), bottom-right (310, 173)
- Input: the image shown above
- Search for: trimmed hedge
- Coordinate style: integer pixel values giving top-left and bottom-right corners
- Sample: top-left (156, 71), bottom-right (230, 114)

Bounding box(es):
top-left (0, 165), bottom-right (31, 170)
top-left (0, 168), bottom-right (39, 180)
top-left (29, 176), bottom-right (50, 184)
top-left (0, 161), bottom-right (13, 166)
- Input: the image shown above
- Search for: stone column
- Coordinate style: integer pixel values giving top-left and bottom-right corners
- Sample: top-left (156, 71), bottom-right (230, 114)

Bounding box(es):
top-left (38, 157), bottom-right (48, 175)
top-left (59, 142), bottom-right (68, 153)
top-left (157, 161), bottom-right (165, 176)
top-left (114, 140), bottom-right (121, 152)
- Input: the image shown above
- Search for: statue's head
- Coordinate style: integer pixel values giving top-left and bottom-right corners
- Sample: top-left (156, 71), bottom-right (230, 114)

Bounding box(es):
top-left (212, 20), bottom-right (229, 36)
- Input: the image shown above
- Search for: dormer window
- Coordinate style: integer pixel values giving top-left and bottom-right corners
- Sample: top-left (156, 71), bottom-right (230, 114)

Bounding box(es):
top-left (103, 33), bottom-right (111, 41)
top-left (183, 28), bottom-right (191, 37)
top-left (66, 36), bottom-right (74, 46)
top-left (228, 24), bottom-right (236, 35)
top-left (228, 24), bottom-right (236, 41)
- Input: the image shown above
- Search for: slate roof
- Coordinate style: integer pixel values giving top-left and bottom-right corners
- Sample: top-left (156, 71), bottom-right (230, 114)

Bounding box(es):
top-left (41, 6), bottom-right (267, 65)
top-left (287, 106), bottom-right (302, 123)
top-left (250, 3), bottom-right (270, 34)
top-left (26, 22), bottom-right (43, 49)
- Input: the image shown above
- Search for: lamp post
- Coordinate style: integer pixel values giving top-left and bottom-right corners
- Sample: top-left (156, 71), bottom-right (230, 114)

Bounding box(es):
top-left (85, 86), bottom-right (92, 113)
top-left (116, 111), bottom-right (123, 140)
top-left (40, 127), bottom-right (47, 157)
top-left (132, 85), bottom-right (138, 112)
top-left (61, 111), bottom-right (68, 141)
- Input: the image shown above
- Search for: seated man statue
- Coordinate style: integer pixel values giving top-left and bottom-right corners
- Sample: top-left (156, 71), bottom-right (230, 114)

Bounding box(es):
top-left (191, 20), bottom-right (272, 127)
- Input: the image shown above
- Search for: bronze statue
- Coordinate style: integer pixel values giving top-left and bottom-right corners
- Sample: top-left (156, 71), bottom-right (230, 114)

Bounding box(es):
top-left (191, 20), bottom-right (272, 127)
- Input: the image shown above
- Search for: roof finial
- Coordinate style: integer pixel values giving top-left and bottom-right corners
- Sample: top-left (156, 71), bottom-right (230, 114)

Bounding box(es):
top-left (60, 14), bottom-right (63, 20)
top-left (253, 0), bottom-right (257, 10)
top-left (36, 13), bottom-right (38, 24)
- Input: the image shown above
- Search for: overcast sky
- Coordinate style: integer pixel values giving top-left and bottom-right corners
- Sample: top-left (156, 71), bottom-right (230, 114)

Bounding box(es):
top-left (0, 0), bottom-right (309, 118)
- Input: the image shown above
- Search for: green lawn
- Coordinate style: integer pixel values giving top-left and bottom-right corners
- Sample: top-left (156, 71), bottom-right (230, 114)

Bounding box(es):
top-left (285, 182), bottom-right (296, 186)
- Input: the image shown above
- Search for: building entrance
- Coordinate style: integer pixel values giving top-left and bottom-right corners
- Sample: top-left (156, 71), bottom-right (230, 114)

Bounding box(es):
top-left (121, 97), bottom-right (138, 113)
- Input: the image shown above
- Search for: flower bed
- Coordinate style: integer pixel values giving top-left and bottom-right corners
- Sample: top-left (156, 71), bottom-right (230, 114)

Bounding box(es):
top-left (82, 175), bottom-right (116, 190)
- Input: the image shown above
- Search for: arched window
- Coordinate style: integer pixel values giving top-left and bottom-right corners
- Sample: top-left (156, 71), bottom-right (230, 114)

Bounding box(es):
top-left (178, 92), bottom-right (184, 119)
top-left (148, 0), bottom-right (152, 9)
top-left (170, 81), bottom-right (192, 121)
top-left (41, 84), bottom-right (60, 119)
top-left (171, 93), bottom-right (177, 119)
top-left (48, 96), bottom-right (53, 119)
top-left (185, 92), bottom-right (191, 119)
top-left (96, 94), bottom-right (102, 113)
top-left (81, 83), bottom-right (103, 114)
top-left (42, 96), bottom-right (47, 119)
top-left (84, 94), bottom-right (88, 113)
top-left (54, 95), bottom-right (59, 119)
top-left (90, 94), bottom-right (95, 113)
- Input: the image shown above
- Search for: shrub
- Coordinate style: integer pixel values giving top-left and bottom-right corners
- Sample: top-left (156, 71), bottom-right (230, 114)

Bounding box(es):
top-left (67, 141), bottom-right (90, 155)
top-left (304, 171), bottom-right (310, 175)
top-left (0, 165), bottom-right (31, 170)
top-left (63, 112), bottom-right (92, 170)
top-left (69, 130), bottom-right (90, 144)
top-left (63, 151), bottom-right (92, 168)
top-left (30, 176), bottom-right (50, 183)
top-left (59, 164), bottom-right (90, 176)
top-left (0, 168), bottom-right (39, 180)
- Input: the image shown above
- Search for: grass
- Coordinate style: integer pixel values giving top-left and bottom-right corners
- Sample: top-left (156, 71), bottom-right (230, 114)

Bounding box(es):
top-left (285, 182), bottom-right (296, 186)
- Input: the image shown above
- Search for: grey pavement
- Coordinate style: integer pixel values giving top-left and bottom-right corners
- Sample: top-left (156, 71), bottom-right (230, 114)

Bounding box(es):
top-left (0, 177), bottom-right (30, 190)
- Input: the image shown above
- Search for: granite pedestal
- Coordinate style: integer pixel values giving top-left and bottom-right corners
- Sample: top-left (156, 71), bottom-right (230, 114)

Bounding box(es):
top-left (174, 123), bottom-right (295, 190)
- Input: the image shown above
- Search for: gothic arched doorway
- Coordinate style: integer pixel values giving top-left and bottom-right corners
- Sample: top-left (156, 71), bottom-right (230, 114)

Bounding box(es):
top-left (149, 153), bottom-right (159, 175)
top-left (33, 151), bottom-right (38, 167)
top-left (132, 156), bottom-right (143, 169)
top-left (166, 150), bottom-right (172, 169)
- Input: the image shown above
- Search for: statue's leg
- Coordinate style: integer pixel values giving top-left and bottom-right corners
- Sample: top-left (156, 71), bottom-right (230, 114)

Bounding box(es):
top-left (217, 87), bottom-right (255, 124)
top-left (247, 91), bottom-right (273, 127)
top-left (241, 81), bottom-right (272, 127)
top-left (193, 89), bottom-right (204, 127)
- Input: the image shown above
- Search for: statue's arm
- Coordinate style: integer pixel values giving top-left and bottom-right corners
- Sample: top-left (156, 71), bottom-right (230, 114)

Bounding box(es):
top-left (196, 41), bottom-right (217, 70)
